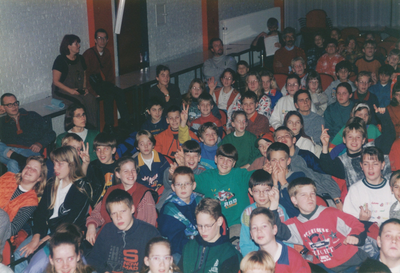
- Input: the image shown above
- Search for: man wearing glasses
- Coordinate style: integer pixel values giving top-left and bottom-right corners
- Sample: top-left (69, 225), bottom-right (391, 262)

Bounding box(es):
top-left (0, 93), bottom-right (56, 173)
top-left (83, 28), bottom-right (131, 134)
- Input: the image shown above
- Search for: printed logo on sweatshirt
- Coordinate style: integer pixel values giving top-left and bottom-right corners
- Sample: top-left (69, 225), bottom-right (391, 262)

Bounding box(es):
top-left (214, 190), bottom-right (237, 209)
top-left (303, 228), bottom-right (340, 263)
top-left (209, 259), bottom-right (219, 272)
top-left (142, 174), bottom-right (161, 191)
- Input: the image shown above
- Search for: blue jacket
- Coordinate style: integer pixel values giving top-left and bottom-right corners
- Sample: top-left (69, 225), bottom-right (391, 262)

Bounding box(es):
top-left (370, 81), bottom-right (392, 107)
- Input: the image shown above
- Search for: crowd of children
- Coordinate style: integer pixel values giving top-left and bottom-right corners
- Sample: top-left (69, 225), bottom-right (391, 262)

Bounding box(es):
top-left (2, 24), bottom-right (400, 273)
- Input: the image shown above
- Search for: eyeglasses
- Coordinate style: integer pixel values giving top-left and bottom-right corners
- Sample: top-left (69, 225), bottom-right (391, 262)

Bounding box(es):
top-left (3, 101), bottom-right (19, 108)
top-left (197, 220), bottom-right (217, 231)
top-left (252, 189), bottom-right (271, 195)
top-left (96, 36), bottom-right (108, 41)
top-left (191, 86), bottom-right (201, 91)
top-left (297, 98), bottom-right (310, 103)
top-left (287, 83), bottom-right (299, 87)
top-left (149, 256), bottom-right (173, 263)
top-left (174, 182), bottom-right (192, 188)
top-left (74, 113), bottom-right (86, 118)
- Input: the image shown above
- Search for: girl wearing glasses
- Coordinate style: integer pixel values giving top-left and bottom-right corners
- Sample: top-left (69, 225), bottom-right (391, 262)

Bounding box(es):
top-left (141, 237), bottom-right (181, 273)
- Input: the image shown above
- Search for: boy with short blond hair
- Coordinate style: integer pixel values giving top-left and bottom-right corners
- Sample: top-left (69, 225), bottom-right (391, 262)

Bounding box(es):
top-left (220, 110), bottom-right (261, 168)
top-left (179, 198), bottom-right (242, 272)
top-left (158, 166), bottom-right (202, 262)
top-left (387, 49), bottom-right (400, 72)
top-left (343, 147), bottom-right (395, 226)
top-left (277, 177), bottom-right (368, 272)
top-left (197, 122), bottom-right (219, 169)
top-left (320, 108), bottom-right (395, 188)
top-left (240, 169), bottom-right (290, 256)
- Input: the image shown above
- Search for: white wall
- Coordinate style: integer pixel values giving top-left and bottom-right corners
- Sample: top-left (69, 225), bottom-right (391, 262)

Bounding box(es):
top-left (0, 0), bottom-right (89, 105)
top-left (219, 0), bottom-right (274, 21)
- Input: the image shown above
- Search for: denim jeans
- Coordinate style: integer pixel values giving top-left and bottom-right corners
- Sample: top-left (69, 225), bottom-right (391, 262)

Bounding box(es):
top-left (0, 142), bottom-right (39, 173)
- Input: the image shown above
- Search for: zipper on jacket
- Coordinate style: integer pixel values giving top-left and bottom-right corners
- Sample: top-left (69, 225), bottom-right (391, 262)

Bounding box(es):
top-left (196, 246), bottom-right (206, 271)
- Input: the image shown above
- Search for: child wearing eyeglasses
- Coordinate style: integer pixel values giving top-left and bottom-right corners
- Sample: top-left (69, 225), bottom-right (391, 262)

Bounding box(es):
top-left (179, 198), bottom-right (242, 272)
top-left (158, 166), bottom-right (203, 263)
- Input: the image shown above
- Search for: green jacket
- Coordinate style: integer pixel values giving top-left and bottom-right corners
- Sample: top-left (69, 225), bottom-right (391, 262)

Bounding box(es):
top-left (56, 129), bottom-right (99, 161)
top-left (180, 235), bottom-right (242, 273)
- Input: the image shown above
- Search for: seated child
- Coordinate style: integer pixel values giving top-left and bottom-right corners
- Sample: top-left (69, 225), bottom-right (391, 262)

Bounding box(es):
top-left (388, 81), bottom-right (400, 138)
top-left (189, 92), bottom-right (223, 137)
top-left (219, 111), bottom-right (261, 168)
top-left (248, 134), bottom-right (274, 171)
top-left (141, 98), bottom-right (168, 135)
top-left (273, 127), bottom-right (343, 208)
top-left (270, 74), bottom-right (317, 129)
top-left (194, 144), bottom-right (254, 236)
top-left (240, 250), bottom-right (275, 273)
top-left (235, 60), bottom-right (249, 95)
top-left (370, 64), bottom-right (395, 107)
top-left (179, 198), bottom-right (242, 272)
top-left (141, 237), bottom-right (181, 273)
top-left (249, 207), bottom-right (311, 272)
top-left (389, 170), bottom-right (400, 219)
top-left (387, 49), bottom-right (400, 73)
top-left (325, 60), bottom-right (357, 106)
top-left (260, 70), bottom-right (282, 110)
top-left (240, 169), bottom-right (290, 256)
top-left (264, 142), bottom-right (304, 217)
top-left (355, 40), bottom-right (382, 77)
top-left (279, 177), bottom-right (368, 272)
top-left (158, 166), bottom-right (202, 262)
top-left (211, 68), bottom-right (240, 114)
top-left (331, 103), bottom-right (381, 148)
top-left (242, 91), bottom-right (270, 137)
top-left (306, 70), bottom-right (328, 116)
top-left (155, 105), bottom-right (198, 161)
top-left (87, 189), bottom-right (160, 272)
top-left (197, 122), bottom-right (219, 169)
top-left (85, 157), bottom-right (157, 246)
top-left (183, 78), bottom-right (221, 123)
top-left (343, 147), bottom-right (395, 226)
top-left (316, 38), bottom-right (345, 78)
top-left (134, 130), bottom-right (170, 209)
top-left (280, 57), bottom-right (308, 95)
top-left (320, 107), bottom-right (395, 188)
top-left (324, 82), bottom-right (355, 139)
top-left (85, 132), bottom-right (117, 208)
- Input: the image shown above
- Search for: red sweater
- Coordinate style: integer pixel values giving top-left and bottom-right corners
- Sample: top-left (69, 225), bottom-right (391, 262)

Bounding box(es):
top-left (275, 241), bottom-right (311, 273)
top-left (284, 206), bottom-right (364, 269)
top-left (273, 46), bottom-right (307, 74)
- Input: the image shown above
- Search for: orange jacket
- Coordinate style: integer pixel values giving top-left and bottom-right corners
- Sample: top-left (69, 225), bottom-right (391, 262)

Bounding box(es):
top-left (155, 126), bottom-right (198, 160)
top-left (0, 172), bottom-right (38, 222)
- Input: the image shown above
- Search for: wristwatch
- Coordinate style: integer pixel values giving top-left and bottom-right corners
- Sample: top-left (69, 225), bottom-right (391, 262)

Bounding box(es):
top-left (165, 94), bottom-right (170, 97)
top-left (334, 198), bottom-right (342, 204)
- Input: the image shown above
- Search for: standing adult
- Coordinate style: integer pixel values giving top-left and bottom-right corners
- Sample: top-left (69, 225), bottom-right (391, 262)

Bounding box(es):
top-left (203, 38), bottom-right (237, 88)
top-left (83, 29), bottom-right (132, 133)
top-left (273, 27), bottom-right (307, 74)
top-left (52, 34), bottom-right (98, 128)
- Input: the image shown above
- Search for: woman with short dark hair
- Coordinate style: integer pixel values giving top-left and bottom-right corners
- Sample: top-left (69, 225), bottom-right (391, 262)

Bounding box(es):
top-left (52, 34), bottom-right (98, 128)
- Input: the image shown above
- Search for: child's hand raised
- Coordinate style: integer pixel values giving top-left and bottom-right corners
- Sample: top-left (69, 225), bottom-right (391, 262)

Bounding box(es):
top-left (263, 160), bottom-right (272, 174)
top-left (180, 103), bottom-right (189, 127)
top-left (208, 77), bottom-right (217, 95)
top-left (373, 104), bottom-right (386, 115)
top-left (320, 125), bottom-right (330, 148)
top-left (268, 187), bottom-right (280, 210)
top-left (359, 204), bottom-right (372, 221)
top-left (80, 142), bottom-right (90, 165)
top-left (343, 235), bottom-right (359, 245)
top-left (175, 147), bottom-right (185, 166)
top-left (169, 162), bottom-right (178, 177)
